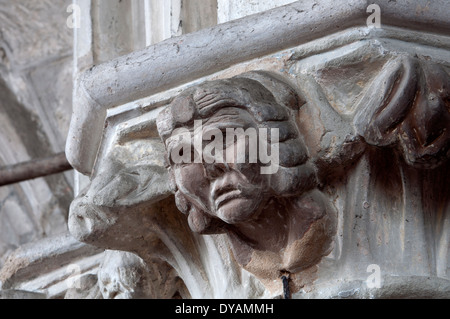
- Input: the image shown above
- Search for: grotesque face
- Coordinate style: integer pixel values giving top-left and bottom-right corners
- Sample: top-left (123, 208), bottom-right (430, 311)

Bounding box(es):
top-left (166, 107), bottom-right (271, 225)
top-left (155, 72), bottom-right (334, 294)
top-left (158, 71), bottom-right (313, 233)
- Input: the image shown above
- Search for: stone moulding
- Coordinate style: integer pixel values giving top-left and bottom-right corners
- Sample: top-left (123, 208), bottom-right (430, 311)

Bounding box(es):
top-left (66, 0), bottom-right (450, 176)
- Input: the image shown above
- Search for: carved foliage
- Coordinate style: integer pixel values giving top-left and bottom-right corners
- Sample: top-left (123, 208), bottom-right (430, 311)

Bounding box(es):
top-left (354, 55), bottom-right (450, 169)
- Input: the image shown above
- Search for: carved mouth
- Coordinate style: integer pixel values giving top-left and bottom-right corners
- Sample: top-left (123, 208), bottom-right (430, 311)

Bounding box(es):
top-left (214, 189), bottom-right (243, 209)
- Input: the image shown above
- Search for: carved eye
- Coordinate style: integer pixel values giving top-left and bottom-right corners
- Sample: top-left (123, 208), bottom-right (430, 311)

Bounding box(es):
top-left (204, 162), bottom-right (229, 179)
top-left (167, 142), bottom-right (198, 167)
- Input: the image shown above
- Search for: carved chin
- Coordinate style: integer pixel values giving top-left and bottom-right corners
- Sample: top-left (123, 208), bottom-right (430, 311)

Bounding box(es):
top-left (215, 197), bottom-right (262, 224)
top-left (241, 214), bottom-right (335, 295)
top-left (226, 189), bottom-right (337, 295)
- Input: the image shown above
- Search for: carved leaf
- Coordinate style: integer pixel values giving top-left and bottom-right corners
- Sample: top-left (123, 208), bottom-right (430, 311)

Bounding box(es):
top-left (93, 165), bottom-right (170, 208)
top-left (399, 62), bottom-right (450, 168)
top-left (354, 55), bottom-right (418, 147)
top-left (354, 56), bottom-right (450, 168)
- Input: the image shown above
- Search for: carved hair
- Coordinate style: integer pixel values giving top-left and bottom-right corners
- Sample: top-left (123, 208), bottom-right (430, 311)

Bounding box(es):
top-left (157, 71), bottom-right (318, 233)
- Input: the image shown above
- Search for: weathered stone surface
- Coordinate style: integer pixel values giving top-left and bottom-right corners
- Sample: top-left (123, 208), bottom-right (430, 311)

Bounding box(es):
top-left (96, 250), bottom-right (186, 299)
top-left (217, 0), bottom-right (298, 23)
top-left (296, 276), bottom-right (450, 299)
top-left (0, 0), bottom-right (72, 68)
top-left (2, 0), bottom-right (449, 300)
top-left (0, 290), bottom-right (46, 300)
top-left (0, 232), bottom-right (104, 298)
top-left (63, 0), bottom-right (450, 299)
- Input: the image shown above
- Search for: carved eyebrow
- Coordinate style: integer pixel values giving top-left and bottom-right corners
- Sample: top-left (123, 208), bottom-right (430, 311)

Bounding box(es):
top-left (201, 124), bottom-right (248, 141)
top-left (202, 113), bottom-right (247, 126)
top-left (195, 92), bottom-right (219, 104)
top-left (196, 97), bottom-right (241, 117)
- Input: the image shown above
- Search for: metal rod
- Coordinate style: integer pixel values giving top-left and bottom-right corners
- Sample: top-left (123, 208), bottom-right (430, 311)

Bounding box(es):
top-left (0, 152), bottom-right (73, 187)
top-left (281, 275), bottom-right (291, 299)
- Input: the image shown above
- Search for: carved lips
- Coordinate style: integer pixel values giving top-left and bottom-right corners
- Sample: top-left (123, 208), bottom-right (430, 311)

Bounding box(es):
top-left (209, 170), bottom-right (264, 224)
top-left (214, 188), bottom-right (243, 209)
top-left (211, 173), bottom-right (250, 210)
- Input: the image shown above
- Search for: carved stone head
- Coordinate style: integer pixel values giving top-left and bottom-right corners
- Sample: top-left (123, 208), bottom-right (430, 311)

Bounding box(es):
top-left (157, 71), bottom-right (336, 292)
top-left (158, 71), bottom-right (315, 230)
